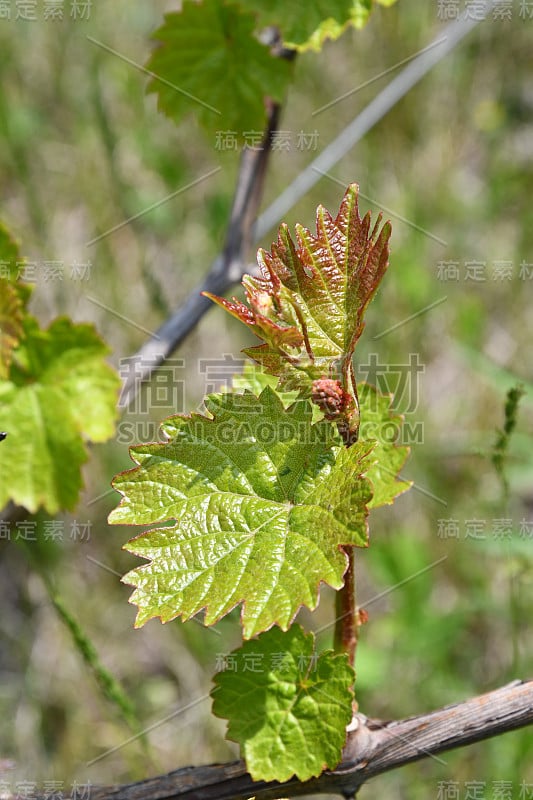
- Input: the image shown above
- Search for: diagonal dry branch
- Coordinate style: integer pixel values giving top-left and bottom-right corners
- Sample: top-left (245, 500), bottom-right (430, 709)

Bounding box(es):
top-left (118, 98), bottom-right (281, 409)
top-left (119, 4), bottom-right (495, 409)
top-left (76, 679), bottom-right (533, 800)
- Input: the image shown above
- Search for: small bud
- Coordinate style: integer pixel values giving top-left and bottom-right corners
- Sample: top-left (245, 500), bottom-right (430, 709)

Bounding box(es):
top-left (311, 378), bottom-right (346, 418)
top-left (252, 291), bottom-right (274, 317)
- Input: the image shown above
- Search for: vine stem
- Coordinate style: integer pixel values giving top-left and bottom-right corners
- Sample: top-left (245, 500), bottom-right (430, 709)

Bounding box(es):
top-left (334, 546), bottom-right (358, 668)
top-left (334, 358), bottom-right (361, 668)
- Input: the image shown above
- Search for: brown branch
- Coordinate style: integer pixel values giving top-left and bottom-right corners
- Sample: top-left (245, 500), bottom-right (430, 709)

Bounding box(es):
top-left (118, 28), bottom-right (297, 411)
top-left (77, 679), bottom-right (533, 800)
top-left (117, 7), bottom-right (493, 410)
top-left (118, 100), bottom-right (280, 409)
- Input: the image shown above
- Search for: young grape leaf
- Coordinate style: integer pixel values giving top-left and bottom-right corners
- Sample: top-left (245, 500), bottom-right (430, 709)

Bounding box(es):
top-left (212, 624), bottom-right (354, 782)
top-left (229, 362), bottom-right (324, 423)
top-left (111, 388), bottom-right (375, 639)
top-left (146, 0), bottom-right (292, 138)
top-left (231, 361), bottom-right (290, 397)
top-left (230, 367), bottom-right (411, 507)
top-left (205, 184), bottom-right (391, 441)
top-left (358, 382), bottom-right (411, 508)
top-left (0, 317), bottom-right (120, 513)
top-left (245, 0), bottom-right (372, 53)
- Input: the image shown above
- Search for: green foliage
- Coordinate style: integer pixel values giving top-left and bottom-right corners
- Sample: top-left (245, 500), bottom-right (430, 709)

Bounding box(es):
top-left (145, 0), bottom-right (392, 139)
top-left (212, 624), bottom-right (354, 781)
top-left (244, 0), bottom-right (373, 52)
top-left (0, 221), bottom-right (120, 512)
top-left (0, 280), bottom-right (23, 380)
top-left (206, 183), bottom-right (391, 443)
top-left (358, 383), bottom-right (411, 508)
top-left (112, 388), bottom-right (374, 638)
top-left (110, 186), bottom-right (411, 780)
top-left (146, 0), bottom-right (292, 138)
top-left (231, 362), bottom-right (303, 405)
top-left (0, 315), bottom-right (120, 513)
top-left (231, 366), bottom-right (411, 508)
top-left (491, 383), bottom-right (525, 498)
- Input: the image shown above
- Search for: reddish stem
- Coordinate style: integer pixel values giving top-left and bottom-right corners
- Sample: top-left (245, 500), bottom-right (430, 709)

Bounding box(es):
top-left (334, 370), bottom-right (361, 668)
top-left (334, 546), bottom-right (358, 667)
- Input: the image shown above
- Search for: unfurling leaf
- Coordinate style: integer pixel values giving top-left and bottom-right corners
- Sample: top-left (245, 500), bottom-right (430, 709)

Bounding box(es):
top-left (212, 624), bottom-right (354, 782)
top-left (110, 388), bottom-right (374, 639)
top-left (205, 183), bottom-right (391, 442)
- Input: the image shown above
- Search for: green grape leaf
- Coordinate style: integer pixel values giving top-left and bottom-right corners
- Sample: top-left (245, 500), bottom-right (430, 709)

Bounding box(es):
top-left (230, 367), bottom-right (410, 506)
top-left (230, 362), bottom-right (324, 423)
top-left (231, 361), bottom-right (288, 397)
top-left (146, 0), bottom-right (292, 138)
top-left (358, 383), bottom-right (411, 508)
top-left (0, 279), bottom-right (24, 379)
top-left (245, 0), bottom-right (372, 53)
top-left (0, 317), bottom-right (120, 513)
top-left (111, 387), bottom-right (375, 639)
top-left (212, 624), bottom-right (354, 782)
top-left (205, 183), bottom-right (391, 441)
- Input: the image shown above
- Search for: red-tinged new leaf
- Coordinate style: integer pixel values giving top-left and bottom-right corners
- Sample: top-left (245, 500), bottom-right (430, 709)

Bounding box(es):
top-left (205, 183), bottom-right (391, 440)
top-left (209, 184), bottom-right (391, 388)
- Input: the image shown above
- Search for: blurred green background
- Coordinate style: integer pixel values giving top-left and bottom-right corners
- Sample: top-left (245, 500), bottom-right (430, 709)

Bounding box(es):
top-left (0, 1), bottom-right (532, 798)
